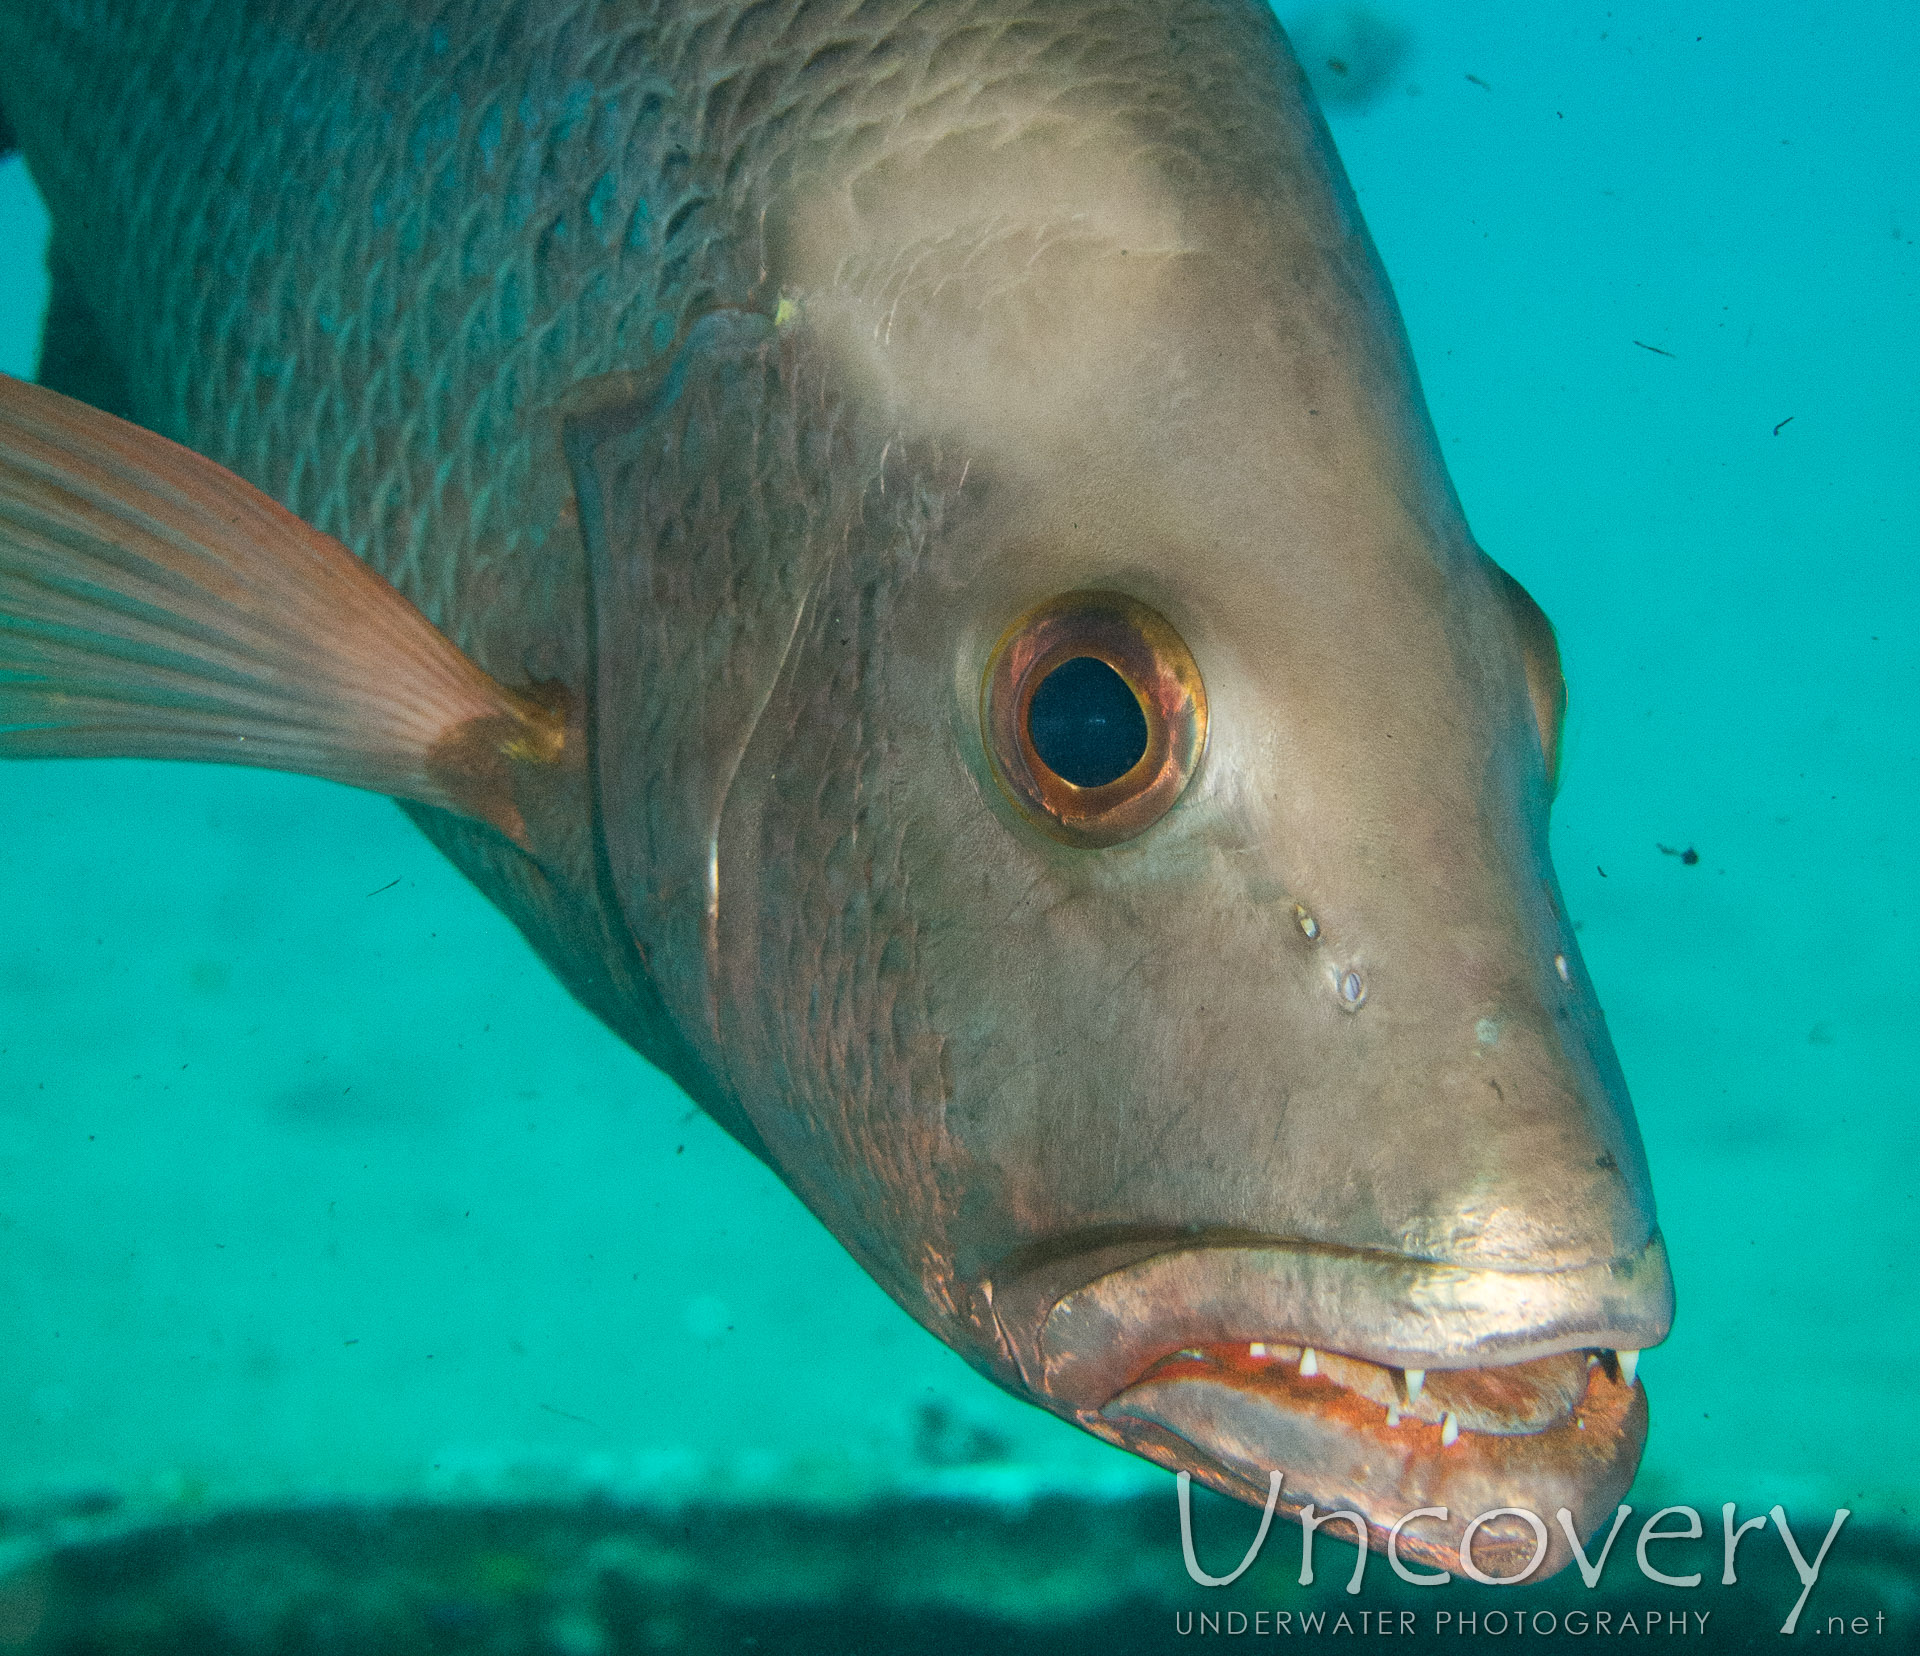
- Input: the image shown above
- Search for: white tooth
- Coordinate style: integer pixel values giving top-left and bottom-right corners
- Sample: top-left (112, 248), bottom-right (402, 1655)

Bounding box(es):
top-left (1249, 1342), bottom-right (1267, 1358)
top-left (1440, 1411), bottom-right (1460, 1447)
top-left (1299, 1347), bottom-right (1319, 1377)
top-left (1386, 1404), bottom-right (1401, 1428)
top-left (1404, 1368), bottom-right (1425, 1404)
top-left (1618, 1349), bottom-right (1640, 1387)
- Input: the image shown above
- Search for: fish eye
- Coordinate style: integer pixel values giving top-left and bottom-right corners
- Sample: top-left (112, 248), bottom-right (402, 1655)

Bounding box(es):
top-left (981, 591), bottom-right (1207, 847)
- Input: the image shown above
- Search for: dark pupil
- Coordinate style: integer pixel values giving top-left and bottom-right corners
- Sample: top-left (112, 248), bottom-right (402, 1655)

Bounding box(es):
top-left (1026, 656), bottom-right (1149, 788)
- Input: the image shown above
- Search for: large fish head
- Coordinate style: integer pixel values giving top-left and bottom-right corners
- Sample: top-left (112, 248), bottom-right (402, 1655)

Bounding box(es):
top-left (570, 4), bottom-right (1671, 1578)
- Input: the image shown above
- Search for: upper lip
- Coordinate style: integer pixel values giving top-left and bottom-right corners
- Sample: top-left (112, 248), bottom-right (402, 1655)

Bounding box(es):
top-left (987, 1231), bottom-right (1674, 1412)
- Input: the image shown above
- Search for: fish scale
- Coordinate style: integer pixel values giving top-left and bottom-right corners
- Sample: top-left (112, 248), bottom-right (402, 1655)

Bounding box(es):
top-left (8, 2), bottom-right (678, 676)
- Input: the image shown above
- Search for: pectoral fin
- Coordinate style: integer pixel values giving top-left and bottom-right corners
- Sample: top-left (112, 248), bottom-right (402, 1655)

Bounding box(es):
top-left (1491, 561), bottom-right (1567, 795)
top-left (0, 373), bottom-right (563, 845)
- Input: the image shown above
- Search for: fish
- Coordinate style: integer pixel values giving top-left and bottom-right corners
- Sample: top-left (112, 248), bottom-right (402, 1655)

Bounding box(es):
top-left (0, 0), bottom-right (1672, 1579)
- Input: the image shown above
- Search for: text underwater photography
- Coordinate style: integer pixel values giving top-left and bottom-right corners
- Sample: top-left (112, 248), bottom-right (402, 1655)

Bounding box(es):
top-left (1162, 1473), bottom-right (1883, 1643)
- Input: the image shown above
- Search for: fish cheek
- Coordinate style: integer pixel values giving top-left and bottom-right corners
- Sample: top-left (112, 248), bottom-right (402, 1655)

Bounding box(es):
top-left (705, 478), bottom-right (1026, 1329)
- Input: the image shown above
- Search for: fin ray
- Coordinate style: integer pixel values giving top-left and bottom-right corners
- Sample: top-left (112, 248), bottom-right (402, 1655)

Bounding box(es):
top-left (0, 374), bottom-right (562, 841)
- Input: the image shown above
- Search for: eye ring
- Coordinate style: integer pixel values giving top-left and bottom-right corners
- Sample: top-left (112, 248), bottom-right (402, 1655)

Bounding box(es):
top-left (981, 590), bottom-right (1208, 847)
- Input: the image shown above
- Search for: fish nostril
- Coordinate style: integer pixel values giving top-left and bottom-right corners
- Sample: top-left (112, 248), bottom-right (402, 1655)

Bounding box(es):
top-left (1554, 952), bottom-right (1571, 983)
top-left (1294, 904), bottom-right (1321, 942)
top-left (1337, 968), bottom-right (1366, 1009)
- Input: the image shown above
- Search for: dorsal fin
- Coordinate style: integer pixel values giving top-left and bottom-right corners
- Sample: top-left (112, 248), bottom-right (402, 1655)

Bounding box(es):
top-left (0, 373), bottom-right (564, 845)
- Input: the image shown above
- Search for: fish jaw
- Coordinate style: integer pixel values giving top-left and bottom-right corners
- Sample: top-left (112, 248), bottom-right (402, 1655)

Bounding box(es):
top-left (984, 1235), bottom-right (1671, 1581)
top-left (1100, 1353), bottom-right (1646, 1583)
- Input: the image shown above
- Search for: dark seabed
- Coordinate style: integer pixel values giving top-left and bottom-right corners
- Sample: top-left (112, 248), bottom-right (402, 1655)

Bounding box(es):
top-left (0, 0), bottom-right (1914, 1649)
top-left (4, 1498), bottom-right (1919, 1652)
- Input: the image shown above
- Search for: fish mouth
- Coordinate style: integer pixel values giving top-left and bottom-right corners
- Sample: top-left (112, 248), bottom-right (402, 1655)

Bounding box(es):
top-left (986, 1234), bottom-right (1671, 1581)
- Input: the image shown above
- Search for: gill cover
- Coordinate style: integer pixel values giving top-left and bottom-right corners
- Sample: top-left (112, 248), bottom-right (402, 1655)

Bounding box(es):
top-left (564, 305), bottom-right (976, 1314)
top-left (563, 306), bottom-right (797, 1050)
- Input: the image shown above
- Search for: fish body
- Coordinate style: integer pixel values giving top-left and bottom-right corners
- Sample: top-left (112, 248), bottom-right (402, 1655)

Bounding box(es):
top-left (0, 0), bottom-right (1671, 1574)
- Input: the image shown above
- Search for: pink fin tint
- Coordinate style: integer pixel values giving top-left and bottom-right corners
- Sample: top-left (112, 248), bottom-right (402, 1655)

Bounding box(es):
top-left (0, 375), bottom-right (562, 844)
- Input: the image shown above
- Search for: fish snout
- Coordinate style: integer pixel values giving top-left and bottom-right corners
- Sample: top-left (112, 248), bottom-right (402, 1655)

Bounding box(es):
top-left (1362, 984), bottom-right (1658, 1274)
top-left (1210, 892), bottom-right (1663, 1277)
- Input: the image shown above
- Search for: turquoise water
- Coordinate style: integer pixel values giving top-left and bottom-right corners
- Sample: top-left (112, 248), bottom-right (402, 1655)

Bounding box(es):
top-left (0, 0), bottom-right (1914, 1643)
